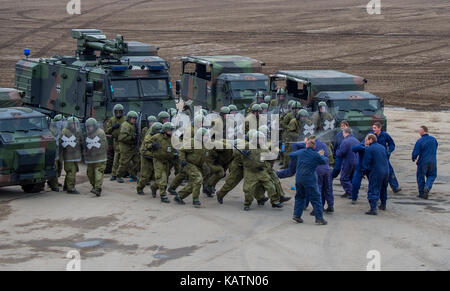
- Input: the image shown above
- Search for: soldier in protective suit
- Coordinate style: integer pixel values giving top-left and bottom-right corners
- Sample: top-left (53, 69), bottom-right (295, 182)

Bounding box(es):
top-left (84, 118), bottom-right (107, 197)
top-left (150, 122), bottom-right (177, 203)
top-left (105, 104), bottom-right (125, 181)
top-left (61, 117), bottom-right (83, 194)
top-left (47, 114), bottom-right (64, 192)
top-left (312, 101), bottom-right (336, 166)
top-left (142, 115), bottom-right (157, 137)
top-left (158, 111), bottom-right (170, 124)
top-left (117, 111), bottom-right (140, 183)
top-left (247, 91), bottom-right (265, 114)
top-left (137, 122), bottom-right (163, 195)
top-left (174, 128), bottom-right (210, 206)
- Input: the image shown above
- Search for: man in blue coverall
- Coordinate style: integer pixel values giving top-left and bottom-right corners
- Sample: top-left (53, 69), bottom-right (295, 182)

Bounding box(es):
top-left (361, 134), bottom-right (389, 215)
top-left (412, 125), bottom-right (438, 199)
top-left (277, 137), bottom-right (334, 213)
top-left (335, 128), bottom-right (360, 198)
top-left (370, 122), bottom-right (401, 193)
top-left (288, 139), bottom-right (328, 225)
top-left (350, 141), bottom-right (366, 204)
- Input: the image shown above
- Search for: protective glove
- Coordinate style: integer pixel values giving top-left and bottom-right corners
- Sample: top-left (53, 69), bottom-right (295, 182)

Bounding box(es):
top-left (181, 160), bottom-right (187, 168)
top-left (112, 123), bottom-right (120, 129)
top-left (152, 142), bottom-right (160, 150)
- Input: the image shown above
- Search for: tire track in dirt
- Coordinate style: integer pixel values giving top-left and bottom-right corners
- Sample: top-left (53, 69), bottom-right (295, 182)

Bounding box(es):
top-left (0, 0), bottom-right (124, 51)
top-left (34, 0), bottom-right (153, 56)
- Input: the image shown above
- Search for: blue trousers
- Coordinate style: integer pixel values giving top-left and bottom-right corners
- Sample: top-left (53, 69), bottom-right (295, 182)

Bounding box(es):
top-left (417, 162), bottom-right (437, 196)
top-left (294, 182), bottom-right (324, 220)
top-left (388, 161), bottom-right (399, 191)
top-left (351, 169), bottom-right (364, 200)
top-left (318, 172), bottom-right (333, 207)
top-left (340, 163), bottom-right (355, 194)
top-left (368, 173), bottom-right (388, 211)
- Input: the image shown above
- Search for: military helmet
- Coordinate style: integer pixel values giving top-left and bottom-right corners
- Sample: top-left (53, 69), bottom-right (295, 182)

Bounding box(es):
top-left (113, 104), bottom-right (124, 113)
top-left (258, 125), bottom-right (269, 133)
top-left (264, 95), bottom-right (272, 103)
top-left (251, 104), bottom-right (262, 112)
top-left (85, 118), bottom-right (97, 127)
top-left (288, 100), bottom-right (295, 108)
top-left (168, 108), bottom-right (178, 117)
top-left (194, 114), bottom-right (204, 126)
top-left (260, 103), bottom-right (268, 110)
top-left (255, 91), bottom-right (265, 99)
top-left (67, 116), bottom-right (79, 123)
top-left (318, 101), bottom-right (327, 107)
top-left (228, 104), bottom-right (238, 112)
top-left (162, 122), bottom-right (176, 133)
top-left (298, 109), bottom-right (309, 118)
top-left (148, 115), bottom-right (157, 122)
top-left (158, 111), bottom-right (170, 120)
top-left (195, 127), bottom-right (209, 141)
top-left (127, 111), bottom-right (138, 119)
top-left (53, 114), bottom-right (63, 122)
top-left (277, 88), bottom-right (286, 96)
top-left (150, 122), bottom-right (163, 134)
top-left (219, 106), bottom-right (230, 115)
top-left (292, 101), bottom-right (302, 109)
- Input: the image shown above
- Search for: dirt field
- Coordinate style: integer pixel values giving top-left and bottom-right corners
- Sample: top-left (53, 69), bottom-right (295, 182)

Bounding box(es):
top-left (0, 0), bottom-right (449, 109)
top-left (0, 0), bottom-right (449, 271)
top-left (0, 107), bottom-right (449, 271)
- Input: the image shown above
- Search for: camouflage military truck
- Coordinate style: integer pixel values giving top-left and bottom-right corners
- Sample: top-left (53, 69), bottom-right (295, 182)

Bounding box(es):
top-left (0, 107), bottom-right (56, 193)
top-left (0, 88), bottom-right (24, 107)
top-left (269, 70), bottom-right (386, 140)
top-left (14, 29), bottom-right (176, 119)
top-left (177, 56), bottom-right (267, 111)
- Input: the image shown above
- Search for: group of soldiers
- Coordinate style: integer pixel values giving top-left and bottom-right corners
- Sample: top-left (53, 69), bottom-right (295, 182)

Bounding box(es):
top-left (45, 88), bottom-right (438, 225)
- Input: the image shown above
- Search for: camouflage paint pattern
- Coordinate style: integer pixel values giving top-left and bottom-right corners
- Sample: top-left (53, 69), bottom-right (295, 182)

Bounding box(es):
top-left (0, 107), bottom-right (56, 187)
top-left (14, 29), bottom-right (176, 122)
top-left (179, 56), bottom-right (267, 111)
top-left (0, 88), bottom-right (24, 107)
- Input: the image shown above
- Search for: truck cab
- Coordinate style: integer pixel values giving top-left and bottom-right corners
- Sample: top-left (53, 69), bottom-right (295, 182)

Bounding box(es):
top-left (14, 29), bottom-right (176, 121)
top-left (178, 56), bottom-right (267, 111)
top-left (269, 70), bottom-right (386, 140)
top-left (0, 107), bottom-right (56, 193)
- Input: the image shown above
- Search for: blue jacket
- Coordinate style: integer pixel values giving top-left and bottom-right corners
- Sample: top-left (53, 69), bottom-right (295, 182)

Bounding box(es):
top-left (352, 142), bottom-right (366, 171)
top-left (362, 142), bottom-right (389, 177)
top-left (336, 135), bottom-right (360, 167)
top-left (277, 140), bottom-right (329, 178)
top-left (412, 134), bottom-right (438, 165)
top-left (289, 147), bottom-right (327, 184)
top-left (369, 131), bottom-right (395, 156)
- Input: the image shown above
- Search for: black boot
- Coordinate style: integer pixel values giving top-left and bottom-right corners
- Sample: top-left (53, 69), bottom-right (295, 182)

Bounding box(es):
top-left (280, 196), bottom-right (291, 203)
top-left (67, 189), bottom-right (80, 194)
top-left (341, 192), bottom-right (350, 198)
top-left (393, 187), bottom-right (402, 193)
top-left (117, 177), bottom-right (124, 183)
top-left (325, 207), bottom-right (334, 213)
top-left (193, 200), bottom-right (202, 206)
top-left (244, 205), bottom-right (251, 211)
top-left (292, 216), bottom-right (303, 223)
top-left (315, 219), bottom-right (328, 225)
top-left (423, 187), bottom-right (429, 199)
top-left (257, 197), bottom-right (269, 206)
top-left (378, 204), bottom-right (386, 211)
top-left (110, 176), bottom-right (117, 181)
top-left (272, 202), bottom-right (283, 209)
top-left (161, 196), bottom-right (170, 203)
top-left (365, 210), bottom-right (377, 215)
top-left (151, 187), bottom-right (157, 198)
top-left (174, 195), bottom-right (185, 205)
top-left (137, 189), bottom-right (145, 195)
top-left (167, 188), bottom-right (178, 196)
top-left (310, 210), bottom-right (315, 216)
top-left (217, 195), bottom-right (224, 204)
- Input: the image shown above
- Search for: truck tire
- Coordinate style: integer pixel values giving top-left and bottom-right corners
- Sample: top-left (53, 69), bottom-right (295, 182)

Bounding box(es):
top-left (22, 182), bottom-right (45, 193)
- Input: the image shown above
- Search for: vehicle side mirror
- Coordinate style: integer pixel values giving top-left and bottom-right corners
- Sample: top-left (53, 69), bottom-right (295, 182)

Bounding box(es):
top-left (86, 82), bottom-right (94, 97)
top-left (380, 98), bottom-right (384, 108)
top-left (176, 80), bottom-right (181, 95)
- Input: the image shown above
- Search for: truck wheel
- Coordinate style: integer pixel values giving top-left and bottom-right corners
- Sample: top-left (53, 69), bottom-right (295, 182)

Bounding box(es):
top-left (22, 182), bottom-right (45, 193)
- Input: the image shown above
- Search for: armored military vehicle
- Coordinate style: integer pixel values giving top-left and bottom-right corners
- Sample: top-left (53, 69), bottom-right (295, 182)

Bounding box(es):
top-left (0, 107), bottom-right (56, 193)
top-left (177, 56), bottom-right (267, 111)
top-left (0, 88), bottom-right (24, 107)
top-left (269, 70), bottom-right (386, 139)
top-left (14, 29), bottom-right (176, 120)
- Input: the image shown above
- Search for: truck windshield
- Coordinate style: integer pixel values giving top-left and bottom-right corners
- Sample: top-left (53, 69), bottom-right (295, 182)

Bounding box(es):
top-left (331, 99), bottom-right (381, 114)
top-left (0, 117), bottom-right (47, 132)
top-left (140, 79), bottom-right (169, 98)
top-left (111, 79), bottom-right (169, 99)
top-left (230, 80), bottom-right (267, 98)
